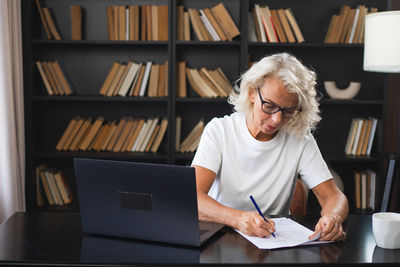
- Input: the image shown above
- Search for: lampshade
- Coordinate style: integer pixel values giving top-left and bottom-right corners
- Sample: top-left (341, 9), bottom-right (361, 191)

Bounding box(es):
top-left (363, 11), bottom-right (400, 73)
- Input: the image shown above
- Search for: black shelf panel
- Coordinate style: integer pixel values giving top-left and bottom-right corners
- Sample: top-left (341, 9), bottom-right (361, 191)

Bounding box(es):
top-left (31, 40), bottom-right (169, 46)
top-left (175, 153), bottom-right (195, 160)
top-left (176, 40), bottom-right (241, 46)
top-left (33, 96), bottom-right (169, 103)
top-left (33, 152), bottom-right (168, 161)
top-left (325, 155), bottom-right (381, 162)
top-left (176, 97), bottom-right (229, 103)
top-left (248, 42), bottom-right (363, 48)
top-left (320, 99), bottom-right (384, 105)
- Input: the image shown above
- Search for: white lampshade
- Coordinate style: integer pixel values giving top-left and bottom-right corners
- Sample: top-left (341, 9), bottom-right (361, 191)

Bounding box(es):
top-left (364, 11), bottom-right (400, 73)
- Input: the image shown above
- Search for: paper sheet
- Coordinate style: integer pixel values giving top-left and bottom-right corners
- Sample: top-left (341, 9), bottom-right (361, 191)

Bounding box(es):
top-left (236, 217), bottom-right (331, 249)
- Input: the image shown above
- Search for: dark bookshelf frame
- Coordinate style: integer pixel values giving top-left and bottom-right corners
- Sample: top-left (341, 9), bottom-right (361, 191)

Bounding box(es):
top-left (22, 0), bottom-right (392, 214)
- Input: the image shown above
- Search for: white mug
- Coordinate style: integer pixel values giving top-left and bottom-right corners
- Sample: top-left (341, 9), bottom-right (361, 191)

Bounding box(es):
top-left (372, 212), bottom-right (400, 249)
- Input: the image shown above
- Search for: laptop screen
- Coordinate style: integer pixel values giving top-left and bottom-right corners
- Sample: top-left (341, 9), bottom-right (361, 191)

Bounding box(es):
top-left (74, 158), bottom-right (202, 246)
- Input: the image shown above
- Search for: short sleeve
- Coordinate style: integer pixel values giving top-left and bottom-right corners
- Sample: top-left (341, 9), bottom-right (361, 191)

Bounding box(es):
top-left (298, 135), bottom-right (332, 189)
top-left (191, 119), bottom-right (222, 174)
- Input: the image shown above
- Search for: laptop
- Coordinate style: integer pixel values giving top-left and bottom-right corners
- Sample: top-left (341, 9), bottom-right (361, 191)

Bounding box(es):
top-left (74, 158), bottom-right (224, 247)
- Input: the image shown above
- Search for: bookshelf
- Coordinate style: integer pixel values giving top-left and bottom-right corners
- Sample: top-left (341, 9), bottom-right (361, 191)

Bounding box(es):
top-left (22, 0), bottom-right (391, 214)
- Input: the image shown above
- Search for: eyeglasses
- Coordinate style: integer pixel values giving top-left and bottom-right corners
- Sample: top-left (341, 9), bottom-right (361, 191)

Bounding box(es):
top-left (257, 87), bottom-right (302, 119)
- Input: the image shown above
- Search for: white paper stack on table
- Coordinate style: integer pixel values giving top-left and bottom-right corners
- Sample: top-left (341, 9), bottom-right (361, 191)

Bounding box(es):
top-left (236, 217), bottom-right (332, 249)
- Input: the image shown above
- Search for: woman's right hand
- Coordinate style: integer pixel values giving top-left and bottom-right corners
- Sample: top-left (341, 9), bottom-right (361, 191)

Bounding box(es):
top-left (235, 211), bottom-right (276, 238)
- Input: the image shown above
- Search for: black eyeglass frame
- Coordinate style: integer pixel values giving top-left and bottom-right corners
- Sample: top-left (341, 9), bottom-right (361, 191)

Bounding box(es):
top-left (257, 87), bottom-right (302, 119)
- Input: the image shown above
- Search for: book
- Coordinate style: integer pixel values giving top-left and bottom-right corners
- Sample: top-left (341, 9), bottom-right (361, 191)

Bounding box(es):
top-left (56, 117), bottom-right (79, 151)
top-left (354, 171), bottom-right (361, 209)
top-left (270, 9), bottom-right (286, 42)
top-left (366, 118), bottom-right (378, 156)
top-left (277, 9), bottom-right (295, 43)
top-left (106, 6), bottom-right (115, 40)
top-left (260, 6), bottom-right (278, 43)
top-left (183, 11), bottom-right (190, 41)
top-left (180, 119), bottom-right (204, 153)
top-left (139, 61), bottom-right (153, 96)
top-left (175, 116), bottom-right (182, 152)
top-left (54, 171), bottom-right (72, 205)
top-left (42, 7), bottom-right (62, 40)
top-left (200, 10), bottom-right (220, 41)
top-left (99, 62), bottom-right (121, 95)
top-left (203, 8), bottom-right (227, 41)
top-left (344, 118), bottom-right (357, 155)
top-left (39, 169), bottom-right (55, 205)
top-left (62, 117), bottom-right (84, 151)
top-left (151, 118), bottom-right (168, 153)
top-left (147, 64), bottom-right (160, 97)
top-left (177, 61), bottom-right (187, 97)
top-left (350, 118), bottom-right (363, 156)
top-left (113, 117), bottom-right (134, 152)
top-left (131, 64), bottom-right (146, 96)
top-left (34, 0), bottom-right (51, 39)
top-left (79, 117), bottom-right (104, 151)
top-left (145, 125), bottom-right (160, 152)
top-left (52, 61), bottom-right (73, 95)
top-left (254, 5), bottom-right (267, 42)
top-left (41, 62), bottom-right (60, 95)
top-left (210, 3), bottom-right (240, 41)
top-left (71, 5), bottom-right (82, 40)
top-left (90, 122), bottom-right (112, 151)
top-left (36, 61), bottom-right (54, 95)
top-left (177, 5), bottom-right (184, 41)
top-left (118, 6), bottom-right (126, 41)
top-left (284, 8), bottom-right (304, 43)
top-left (158, 6), bottom-right (168, 41)
top-left (381, 157), bottom-right (396, 211)
top-left (157, 63), bottom-right (167, 97)
top-left (117, 61), bottom-right (141, 96)
top-left (35, 164), bottom-right (47, 207)
top-left (188, 8), bottom-right (207, 41)
top-left (106, 64), bottom-right (126, 97)
top-left (106, 117), bottom-right (128, 151)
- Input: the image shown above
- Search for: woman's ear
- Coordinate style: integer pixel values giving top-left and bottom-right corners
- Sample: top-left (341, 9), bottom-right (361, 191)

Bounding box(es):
top-left (248, 87), bottom-right (255, 103)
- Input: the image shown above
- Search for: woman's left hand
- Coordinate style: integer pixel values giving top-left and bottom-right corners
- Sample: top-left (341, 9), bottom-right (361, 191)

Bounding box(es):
top-left (309, 215), bottom-right (346, 241)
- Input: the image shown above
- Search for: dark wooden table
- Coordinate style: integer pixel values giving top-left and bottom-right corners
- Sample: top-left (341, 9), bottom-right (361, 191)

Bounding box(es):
top-left (0, 212), bottom-right (399, 266)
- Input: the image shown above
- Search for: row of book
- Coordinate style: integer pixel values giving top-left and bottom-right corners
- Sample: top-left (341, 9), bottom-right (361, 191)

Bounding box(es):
top-left (177, 3), bottom-right (240, 42)
top-left (354, 170), bottom-right (376, 210)
top-left (99, 61), bottom-right (168, 97)
top-left (175, 117), bottom-right (205, 153)
top-left (324, 5), bottom-right (378, 44)
top-left (36, 61), bottom-right (74, 96)
top-left (36, 164), bottom-right (72, 206)
top-left (176, 62), bottom-right (232, 98)
top-left (106, 5), bottom-right (168, 41)
top-left (250, 5), bottom-right (304, 43)
top-left (345, 117), bottom-right (378, 157)
top-left (56, 117), bottom-right (168, 153)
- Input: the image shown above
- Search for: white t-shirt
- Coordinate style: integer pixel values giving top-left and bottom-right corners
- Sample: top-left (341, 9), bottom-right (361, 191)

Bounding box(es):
top-left (192, 112), bottom-right (332, 215)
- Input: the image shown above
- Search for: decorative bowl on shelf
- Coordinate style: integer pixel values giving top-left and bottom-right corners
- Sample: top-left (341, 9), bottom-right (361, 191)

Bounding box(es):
top-left (324, 81), bottom-right (361, 99)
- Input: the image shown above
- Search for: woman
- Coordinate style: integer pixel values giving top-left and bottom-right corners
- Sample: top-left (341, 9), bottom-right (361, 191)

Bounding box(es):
top-left (192, 53), bottom-right (348, 241)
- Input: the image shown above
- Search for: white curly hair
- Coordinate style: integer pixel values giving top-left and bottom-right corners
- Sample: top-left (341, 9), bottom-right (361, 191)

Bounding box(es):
top-left (228, 52), bottom-right (321, 137)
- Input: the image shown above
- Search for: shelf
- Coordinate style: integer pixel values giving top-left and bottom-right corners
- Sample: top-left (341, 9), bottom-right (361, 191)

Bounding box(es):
top-left (325, 155), bottom-right (381, 162)
top-left (33, 152), bottom-right (168, 161)
top-left (176, 40), bottom-right (241, 46)
top-left (33, 95), bottom-right (168, 103)
top-left (176, 97), bottom-right (229, 103)
top-left (31, 40), bottom-right (168, 46)
top-left (248, 42), bottom-right (363, 48)
top-left (320, 99), bottom-right (384, 105)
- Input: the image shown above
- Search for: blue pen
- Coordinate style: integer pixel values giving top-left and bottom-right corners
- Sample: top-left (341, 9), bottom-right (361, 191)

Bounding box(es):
top-left (249, 195), bottom-right (276, 238)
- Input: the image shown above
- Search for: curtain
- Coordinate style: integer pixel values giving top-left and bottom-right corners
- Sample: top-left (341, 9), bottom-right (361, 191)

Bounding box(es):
top-left (0, 0), bottom-right (25, 224)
